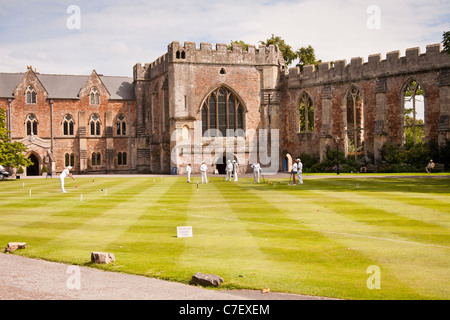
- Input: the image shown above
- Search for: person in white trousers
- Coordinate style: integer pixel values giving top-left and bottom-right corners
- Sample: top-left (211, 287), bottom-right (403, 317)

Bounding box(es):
top-left (296, 158), bottom-right (303, 184)
top-left (200, 161), bottom-right (208, 184)
top-left (233, 160), bottom-right (239, 182)
top-left (59, 166), bottom-right (74, 193)
top-left (225, 159), bottom-right (233, 181)
top-left (186, 164), bottom-right (191, 183)
top-left (251, 162), bottom-right (261, 183)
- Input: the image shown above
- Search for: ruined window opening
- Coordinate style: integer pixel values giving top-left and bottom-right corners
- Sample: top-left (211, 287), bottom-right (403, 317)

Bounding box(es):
top-left (26, 114), bottom-right (38, 136)
top-left (298, 92), bottom-right (314, 133)
top-left (346, 87), bottom-right (364, 160)
top-left (26, 86), bottom-right (36, 104)
top-left (403, 80), bottom-right (425, 147)
top-left (181, 51), bottom-right (186, 59)
top-left (201, 86), bottom-right (245, 137)
top-left (220, 68), bottom-right (226, 75)
top-left (90, 87), bottom-right (99, 105)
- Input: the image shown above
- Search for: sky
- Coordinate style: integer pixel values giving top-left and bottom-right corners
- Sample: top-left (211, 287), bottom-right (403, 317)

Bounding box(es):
top-left (0, 0), bottom-right (449, 77)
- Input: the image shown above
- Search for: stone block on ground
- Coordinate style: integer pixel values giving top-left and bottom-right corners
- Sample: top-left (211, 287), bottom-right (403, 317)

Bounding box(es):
top-left (5, 242), bottom-right (27, 253)
top-left (91, 252), bottom-right (115, 264)
top-left (192, 272), bottom-right (224, 287)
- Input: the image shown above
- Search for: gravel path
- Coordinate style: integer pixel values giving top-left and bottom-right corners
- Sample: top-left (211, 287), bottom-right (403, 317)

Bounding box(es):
top-left (0, 253), bottom-right (331, 300)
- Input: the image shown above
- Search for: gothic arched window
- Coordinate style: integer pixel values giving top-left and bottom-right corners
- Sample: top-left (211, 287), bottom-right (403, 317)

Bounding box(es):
top-left (63, 115), bottom-right (74, 136)
top-left (116, 114), bottom-right (127, 136)
top-left (201, 87), bottom-right (245, 137)
top-left (89, 114), bottom-right (101, 136)
top-left (90, 87), bottom-right (100, 105)
top-left (26, 86), bottom-right (37, 104)
top-left (26, 114), bottom-right (38, 136)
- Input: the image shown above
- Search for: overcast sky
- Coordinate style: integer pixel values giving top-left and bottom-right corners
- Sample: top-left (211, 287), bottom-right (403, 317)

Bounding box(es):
top-left (0, 0), bottom-right (448, 77)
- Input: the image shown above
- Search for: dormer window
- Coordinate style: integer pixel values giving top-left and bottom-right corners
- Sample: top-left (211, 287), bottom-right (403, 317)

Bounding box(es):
top-left (26, 86), bottom-right (37, 104)
top-left (90, 87), bottom-right (99, 105)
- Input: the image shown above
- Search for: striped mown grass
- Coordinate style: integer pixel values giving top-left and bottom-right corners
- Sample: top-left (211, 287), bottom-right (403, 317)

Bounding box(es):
top-left (0, 175), bottom-right (449, 300)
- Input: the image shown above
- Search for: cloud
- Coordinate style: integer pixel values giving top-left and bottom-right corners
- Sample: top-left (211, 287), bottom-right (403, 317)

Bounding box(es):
top-left (0, 0), bottom-right (448, 76)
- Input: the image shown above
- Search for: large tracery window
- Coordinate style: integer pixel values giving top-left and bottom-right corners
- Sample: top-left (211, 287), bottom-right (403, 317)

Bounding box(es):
top-left (346, 86), bottom-right (364, 160)
top-left (298, 92), bottom-right (314, 133)
top-left (201, 87), bottom-right (245, 137)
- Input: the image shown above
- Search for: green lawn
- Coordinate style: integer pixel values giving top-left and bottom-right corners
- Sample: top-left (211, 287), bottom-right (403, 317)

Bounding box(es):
top-left (1, 174), bottom-right (449, 300)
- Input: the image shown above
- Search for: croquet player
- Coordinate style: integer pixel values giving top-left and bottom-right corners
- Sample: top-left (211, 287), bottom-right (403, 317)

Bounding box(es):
top-left (296, 158), bottom-right (303, 184)
top-left (200, 161), bottom-right (208, 184)
top-left (233, 160), bottom-right (238, 182)
top-left (292, 160), bottom-right (298, 185)
top-left (251, 162), bottom-right (261, 183)
top-left (186, 164), bottom-right (191, 183)
top-left (225, 159), bottom-right (233, 181)
top-left (59, 166), bottom-right (74, 193)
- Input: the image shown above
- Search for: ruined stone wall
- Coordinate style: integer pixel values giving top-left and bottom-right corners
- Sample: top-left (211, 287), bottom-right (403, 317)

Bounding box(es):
top-left (282, 44), bottom-right (450, 164)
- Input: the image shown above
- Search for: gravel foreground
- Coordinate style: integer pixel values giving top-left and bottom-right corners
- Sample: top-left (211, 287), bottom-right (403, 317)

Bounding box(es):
top-left (0, 253), bottom-right (331, 300)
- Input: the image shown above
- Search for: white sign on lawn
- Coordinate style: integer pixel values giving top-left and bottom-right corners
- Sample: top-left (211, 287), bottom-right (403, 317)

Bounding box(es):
top-left (177, 226), bottom-right (193, 238)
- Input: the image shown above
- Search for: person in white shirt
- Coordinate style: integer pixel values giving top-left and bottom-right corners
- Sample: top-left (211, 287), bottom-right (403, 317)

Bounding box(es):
top-left (186, 164), bottom-right (191, 183)
top-left (233, 160), bottom-right (238, 182)
top-left (292, 161), bottom-right (298, 185)
top-left (59, 166), bottom-right (74, 193)
top-left (200, 161), bottom-right (208, 184)
top-left (225, 159), bottom-right (233, 181)
top-left (251, 162), bottom-right (261, 183)
top-left (296, 158), bottom-right (303, 185)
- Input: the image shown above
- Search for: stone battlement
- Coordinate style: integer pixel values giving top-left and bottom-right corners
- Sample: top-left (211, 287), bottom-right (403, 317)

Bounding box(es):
top-left (134, 41), bottom-right (285, 81)
top-left (288, 43), bottom-right (450, 87)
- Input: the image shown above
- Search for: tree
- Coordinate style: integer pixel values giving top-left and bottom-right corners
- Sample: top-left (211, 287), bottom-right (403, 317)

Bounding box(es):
top-left (443, 30), bottom-right (450, 55)
top-left (296, 45), bottom-right (322, 71)
top-left (260, 34), bottom-right (297, 66)
top-left (0, 108), bottom-right (32, 168)
top-left (228, 40), bottom-right (248, 51)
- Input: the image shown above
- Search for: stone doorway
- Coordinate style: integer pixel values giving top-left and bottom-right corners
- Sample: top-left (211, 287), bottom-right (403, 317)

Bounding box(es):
top-left (27, 154), bottom-right (40, 176)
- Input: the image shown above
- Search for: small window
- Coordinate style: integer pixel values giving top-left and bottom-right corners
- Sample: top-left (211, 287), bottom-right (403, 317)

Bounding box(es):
top-left (117, 152), bottom-right (127, 166)
top-left (220, 68), bottom-right (226, 75)
top-left (92, 152), bottom-right (101, 166)
top-left (65, 153), bottom-right (75, 167)
top-left (26, 86), bottom-right (37, 104)
top-left (90, 87), bottom-right (100, 105)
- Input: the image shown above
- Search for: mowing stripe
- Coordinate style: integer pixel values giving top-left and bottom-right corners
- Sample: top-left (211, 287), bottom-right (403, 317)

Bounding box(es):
top-left (190, 214), bottom-right (450, 249)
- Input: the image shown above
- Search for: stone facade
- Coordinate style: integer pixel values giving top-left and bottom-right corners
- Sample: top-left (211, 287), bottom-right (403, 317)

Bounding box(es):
top-left (1, 42), bottom-right (449, 176)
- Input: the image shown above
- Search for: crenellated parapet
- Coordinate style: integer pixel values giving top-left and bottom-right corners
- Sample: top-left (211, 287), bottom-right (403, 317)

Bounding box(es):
top-left (167, 41), bottom-right (285, 67)
top-left (288, 43), bottom-right (450, 87)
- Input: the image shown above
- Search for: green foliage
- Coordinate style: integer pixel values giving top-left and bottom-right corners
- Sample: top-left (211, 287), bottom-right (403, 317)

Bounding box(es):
top-left (0, 109), bottom-right (32, 168)
top-left (443, 30), bottom-right (450, 55)
top-left (42, 165), bottom-right (48, 173)
top-left (296, 45), bottom-right (322, 71)
top-left (260, 34), bottom-right (297, 66)
top-left (228, 40), bottom-right (248, 51)
top-left (17, 166), bottom-right (24, 174)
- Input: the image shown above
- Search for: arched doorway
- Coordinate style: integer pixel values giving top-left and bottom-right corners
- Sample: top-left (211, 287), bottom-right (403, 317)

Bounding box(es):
top-left (27, 154), bottom-right (40, 176)
top-left (284, 153), bottom-right (293, 172)
top-left (215, 154), bottom-right (235, 174)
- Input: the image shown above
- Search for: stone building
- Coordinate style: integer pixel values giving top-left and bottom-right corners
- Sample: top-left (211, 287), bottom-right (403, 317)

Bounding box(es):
top-left (1, 41), bottom-right (449, 176)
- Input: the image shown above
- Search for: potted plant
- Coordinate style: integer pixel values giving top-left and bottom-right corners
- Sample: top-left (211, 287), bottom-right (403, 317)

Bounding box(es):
top-left (16, 167), bottom-right (24, 179)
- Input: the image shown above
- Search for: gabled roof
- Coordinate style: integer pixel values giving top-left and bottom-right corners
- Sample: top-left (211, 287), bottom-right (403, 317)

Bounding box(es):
top-left (0, 72), bottom-right (135, 100)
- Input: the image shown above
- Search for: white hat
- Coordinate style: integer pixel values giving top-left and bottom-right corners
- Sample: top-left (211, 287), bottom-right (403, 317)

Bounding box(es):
top-left (296, 158), bottom-right (300, 161)
top-left (67, 166), bottom-right (72, 169)
top-left (202, 161), bottom-right (205, 163)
